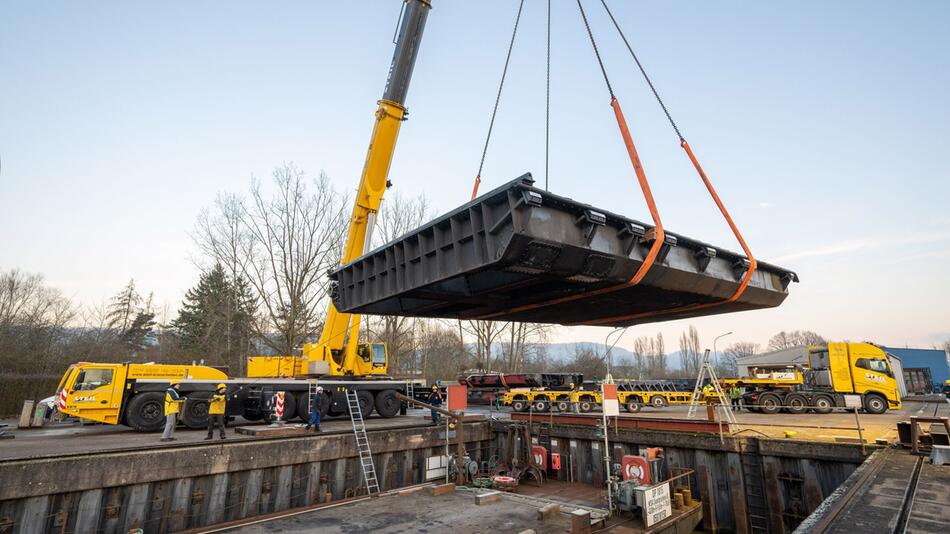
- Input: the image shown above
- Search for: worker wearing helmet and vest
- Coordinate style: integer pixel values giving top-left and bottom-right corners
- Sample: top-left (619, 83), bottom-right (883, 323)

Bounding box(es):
top-left (205, 383), bottom-right (228, 440)
top-left (306, 386), bottom-right (324, 432)
top-left (161, 380), bottom-right (184, 442)
top-left (427, 386), bottom-right (443, 424)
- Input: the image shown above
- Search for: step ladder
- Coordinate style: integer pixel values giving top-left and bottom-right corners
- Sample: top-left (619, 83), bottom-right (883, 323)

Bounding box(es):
top-left (346, 389), bottom-right (380, 496)
top-left (307, 380), bottom-right (319, 421)
top-left (406, 381), bottom-right (416, 409)
top-left (687, 349), bottom-right (737, 424)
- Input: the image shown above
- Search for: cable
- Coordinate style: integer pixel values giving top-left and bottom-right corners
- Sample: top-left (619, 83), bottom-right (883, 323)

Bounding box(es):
top-left (472, 0), bottom-right (525, 200)
top-left (575, 0), bottom-right (614, 98)
top-left (599, 0), bottom-right (683, 141)
top-left (545, 0), bottom-right (551, 191)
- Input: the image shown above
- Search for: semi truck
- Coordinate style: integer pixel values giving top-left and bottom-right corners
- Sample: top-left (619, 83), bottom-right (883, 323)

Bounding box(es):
top-left (55, 0), bottom-right (434, 432)
top-left (723, 342), bottom-right (902, 414)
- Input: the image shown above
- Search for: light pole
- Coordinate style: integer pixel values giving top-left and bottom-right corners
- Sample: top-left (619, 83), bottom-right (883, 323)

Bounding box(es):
top-left (713, 331), bottom-right (734, 368)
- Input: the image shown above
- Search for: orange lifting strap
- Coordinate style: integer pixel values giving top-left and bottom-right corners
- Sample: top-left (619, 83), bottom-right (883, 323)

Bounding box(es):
top-left (575, 139), bottom-right (758, 326)
top-left (472, 96), bottom-right (664, 321)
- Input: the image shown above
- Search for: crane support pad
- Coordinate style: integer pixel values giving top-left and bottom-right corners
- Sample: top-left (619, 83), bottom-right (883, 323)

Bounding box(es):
top-left (328, 174), bottom-right (798, 327)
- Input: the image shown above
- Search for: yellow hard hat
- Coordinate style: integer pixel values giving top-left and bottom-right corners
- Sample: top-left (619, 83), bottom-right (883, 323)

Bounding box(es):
top-left (169, 380), bottom-right (180, 386)
top-left (217, 383), bottom-right (226, 390)
top-left (432, 386), bottom-right (438, 390)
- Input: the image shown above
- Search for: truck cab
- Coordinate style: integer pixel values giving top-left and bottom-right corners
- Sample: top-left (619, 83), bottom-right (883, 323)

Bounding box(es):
top-left (808, 342), bottom-right (901, 412)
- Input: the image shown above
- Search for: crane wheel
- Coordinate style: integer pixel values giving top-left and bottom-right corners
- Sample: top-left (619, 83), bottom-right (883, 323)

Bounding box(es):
top-left (812, 395), bottom-right (834, 414)
top-left (296, 392), bottom-right (311, 423)
top-left (125, 392), bottom-right (166, 432)
top-left (355, 390), bottom-right (375, 417)
top-left (181, 394), bottom-right (212, 429)
top-left (863, 394), bottom-right (887, 414)
top-left (375, 389), bottom-right (400, 418)
top-left (272, 391), bottom-right (297, 421)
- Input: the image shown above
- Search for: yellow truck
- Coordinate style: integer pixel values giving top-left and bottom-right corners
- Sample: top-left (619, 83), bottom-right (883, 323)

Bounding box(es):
top-left (723, 342), bottom-right (901, 414)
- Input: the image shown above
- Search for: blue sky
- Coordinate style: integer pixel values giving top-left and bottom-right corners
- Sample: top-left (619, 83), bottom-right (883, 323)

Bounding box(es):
top-left (1, 1), bottom-right (948, 351)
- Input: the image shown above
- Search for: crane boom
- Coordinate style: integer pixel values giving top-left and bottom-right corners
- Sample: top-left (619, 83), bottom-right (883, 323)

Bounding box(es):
top-left (303, 0), bottom-right (431, 376)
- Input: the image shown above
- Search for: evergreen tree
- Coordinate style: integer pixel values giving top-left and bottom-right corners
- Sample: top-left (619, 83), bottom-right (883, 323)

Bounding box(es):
top-left (173, 264), bottom-right (257, 372)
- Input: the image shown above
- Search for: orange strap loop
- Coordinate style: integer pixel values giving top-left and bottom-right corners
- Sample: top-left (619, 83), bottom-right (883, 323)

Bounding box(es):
top-left (575, 139), bottom-right (758, 326)
top-left (471, 174), bottom-right (482, 200)
top-left (472, 97), bottom-right (664, 321)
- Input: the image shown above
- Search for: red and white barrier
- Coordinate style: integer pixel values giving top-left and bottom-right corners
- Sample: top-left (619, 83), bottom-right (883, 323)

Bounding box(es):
top-left (58, 389), bottom-right (67, 410)
top-left (274, 392), bottom-right (285, 421)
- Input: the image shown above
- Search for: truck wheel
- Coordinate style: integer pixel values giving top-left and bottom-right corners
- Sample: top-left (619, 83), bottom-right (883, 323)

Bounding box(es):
top-left (578, 397), bottom-right (594, 413)
top-left (512, 399), bottom-right (528, 412)
top-left (812, 395), bottom-right (834, 414)
top-left (268, 392), bottom-right (296, 421)
top-left (864, 394), bottom-right (887, 414)
top-left (533, 400), bottom-right (550, 413)
top-left (181, 396), bottom-right (211, 429)
top-left (375, 389), bottom-right (400, 418)
top-left (355, 390), bottom-right (375, 417)
top-left (785, 394), bottom-right (808, 414)
top-left (125, 392), bottom-right (166, 432)
top-left (625, 400), bottom-right (642, 413)
top-left (650, 396), bottom-right (668, 408)
top-left (556, 398), bottom-right (571, 412)
top-left (758, 393), bottom-right (781, 415)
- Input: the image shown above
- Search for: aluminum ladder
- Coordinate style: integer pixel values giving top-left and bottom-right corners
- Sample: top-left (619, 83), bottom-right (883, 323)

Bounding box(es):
top-left (406, 381), bottom-right (416, 409)
top-left (346, 389), bottom-right (380, 496)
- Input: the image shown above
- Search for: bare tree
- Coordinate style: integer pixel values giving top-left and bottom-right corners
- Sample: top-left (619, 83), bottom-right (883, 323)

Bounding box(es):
top-left (462, 320), bottom-right (506, 371)
top-left (768, 330), bottom-right (826, 350)
top-left (365, 193), bottom-right (432, 375)
top-left (633, 333), bottom-right (667, 378)
top-left (195, 164), bottom-right (349, 354)
top-left (499, 322), bottom-right (552, 372)
top-left (678, 325), bottom-right (702, 376)
top-left (721, 341), bottom-right (760, 377)
top-left (0, 269), bottom-right (75, 373)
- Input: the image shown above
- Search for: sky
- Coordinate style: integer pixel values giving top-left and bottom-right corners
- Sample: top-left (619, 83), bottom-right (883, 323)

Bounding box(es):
top-left (1, 1), bottom-right (948, 353)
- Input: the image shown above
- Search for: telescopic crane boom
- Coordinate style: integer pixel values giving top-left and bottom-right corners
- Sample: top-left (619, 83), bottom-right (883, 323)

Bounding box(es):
top-left (301, 0), bottom-right (431, 377)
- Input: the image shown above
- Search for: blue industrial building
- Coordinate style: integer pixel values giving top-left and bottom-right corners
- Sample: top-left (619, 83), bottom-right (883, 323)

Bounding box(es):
top-left (884, 347), bottom-right (950, 393)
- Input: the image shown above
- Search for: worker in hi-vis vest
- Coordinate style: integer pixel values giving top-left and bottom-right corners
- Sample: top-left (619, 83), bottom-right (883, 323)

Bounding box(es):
top-left (161, 380), bottom-right (184, 442)
top-left (205, 383), bottom-right (227, 440)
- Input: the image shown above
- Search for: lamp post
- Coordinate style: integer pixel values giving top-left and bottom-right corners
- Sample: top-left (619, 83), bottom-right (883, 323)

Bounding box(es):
top-left (713, 331), bottom-right (734, 368)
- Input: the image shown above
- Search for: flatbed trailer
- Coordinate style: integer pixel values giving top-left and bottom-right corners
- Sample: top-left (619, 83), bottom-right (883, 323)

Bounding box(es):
top-left (501, 386), bottom-right (701, 413)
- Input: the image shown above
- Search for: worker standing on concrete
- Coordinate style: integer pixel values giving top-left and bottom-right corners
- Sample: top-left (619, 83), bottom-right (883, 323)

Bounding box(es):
top-left (427, 386), bottom-right (443, 424)
top-left (306, 386), bottom-right (323, 432)
top-left (729, 383), bottom-right (742, 411)
top-left (161, 380), bottom-right (183, 442)
top-left (205, 383), bottom-right (227, 440)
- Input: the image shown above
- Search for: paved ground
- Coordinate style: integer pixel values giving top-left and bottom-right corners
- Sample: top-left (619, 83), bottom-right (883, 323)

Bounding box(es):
top-left (0, 409), bottom-right (438, 461)
top-left (2, 399), bottom-right (946, 460)
top-left (222, 489), bottom-right (578, 534)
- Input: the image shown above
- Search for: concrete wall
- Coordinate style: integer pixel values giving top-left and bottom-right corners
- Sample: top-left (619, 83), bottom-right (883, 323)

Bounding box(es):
top-left (0, 423), bottom-right (492, 534)
top-left (492, 422), bottom-right (868, 534)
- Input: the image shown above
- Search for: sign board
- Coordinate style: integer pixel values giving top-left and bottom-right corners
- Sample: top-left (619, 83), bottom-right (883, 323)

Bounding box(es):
top-left (447, 384), bottom-right (467, 411)
top-left (425, 455), bottom-right (449, 481)
top-left (843, 394), bottom-right (862, 409)
top-left (635, 482), bottom-right (672, 527)
top-left (602, 384), bottom-right (619, 416)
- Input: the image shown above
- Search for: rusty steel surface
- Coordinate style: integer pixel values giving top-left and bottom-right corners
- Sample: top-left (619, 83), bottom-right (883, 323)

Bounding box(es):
top-left (329, 174), bottom-right (798, 327)
top-left (510, 411), bottom-right (728, 434)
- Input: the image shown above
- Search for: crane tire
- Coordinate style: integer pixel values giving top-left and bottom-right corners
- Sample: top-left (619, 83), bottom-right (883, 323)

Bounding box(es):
top-left (125, 392), bottom-right (166, 432)
top-left (296, 392), bottom-right (311, 423)
top-left (181, 394), bottom-right (212, 429)
top-left (355, 390), bottom-right (375, 417)
top-left (375, 389), bottom-right (400, 418)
